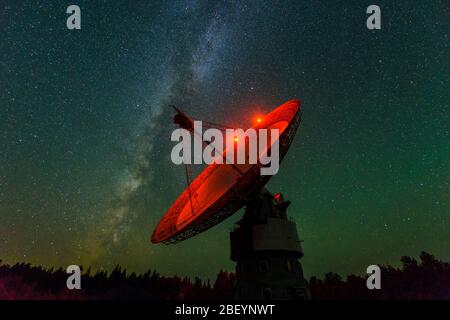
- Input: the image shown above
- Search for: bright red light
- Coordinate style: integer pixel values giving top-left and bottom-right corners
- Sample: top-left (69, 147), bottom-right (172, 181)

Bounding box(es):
top-left (274, 192), bottom-right (282, 202)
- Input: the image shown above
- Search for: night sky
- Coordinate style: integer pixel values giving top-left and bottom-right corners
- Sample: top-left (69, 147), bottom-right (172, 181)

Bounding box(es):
top-left (0, 1), bottom-right (448, 280)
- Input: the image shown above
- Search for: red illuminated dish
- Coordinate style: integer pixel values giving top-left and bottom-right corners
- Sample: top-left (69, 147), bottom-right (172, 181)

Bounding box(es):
top-left (151, 99), bottom-right (301, 244)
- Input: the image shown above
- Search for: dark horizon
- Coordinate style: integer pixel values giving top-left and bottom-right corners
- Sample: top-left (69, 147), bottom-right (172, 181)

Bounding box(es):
top-left (1, 250), bottom-right (449, 299)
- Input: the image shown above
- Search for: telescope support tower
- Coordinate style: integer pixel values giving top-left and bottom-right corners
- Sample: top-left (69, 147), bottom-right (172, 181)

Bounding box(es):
top-left (230, 190), bottom-right (310, 300)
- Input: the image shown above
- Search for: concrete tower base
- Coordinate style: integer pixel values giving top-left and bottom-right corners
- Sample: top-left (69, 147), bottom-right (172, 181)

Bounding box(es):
top-left (230, 190), bottom-right (310, 300)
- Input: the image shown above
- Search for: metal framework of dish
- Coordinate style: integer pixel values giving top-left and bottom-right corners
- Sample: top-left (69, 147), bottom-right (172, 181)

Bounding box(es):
top-left (151, 99), bottom-right (302, 244)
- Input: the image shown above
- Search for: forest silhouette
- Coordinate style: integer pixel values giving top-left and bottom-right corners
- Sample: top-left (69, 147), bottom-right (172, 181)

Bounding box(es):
top-left (0, 251), bottom-right (448, 300)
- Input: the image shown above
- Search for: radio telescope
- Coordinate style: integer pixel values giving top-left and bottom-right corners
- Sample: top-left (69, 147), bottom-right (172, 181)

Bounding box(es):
top-left (152, 100), bottom-right (310, 300)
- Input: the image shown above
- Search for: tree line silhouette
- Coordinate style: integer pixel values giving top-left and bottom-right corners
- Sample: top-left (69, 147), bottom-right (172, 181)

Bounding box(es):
top-left (0, 251), bottom-right (448, 300)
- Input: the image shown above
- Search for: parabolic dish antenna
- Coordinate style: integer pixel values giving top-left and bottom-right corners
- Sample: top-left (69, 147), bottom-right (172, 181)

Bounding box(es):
top-left (151, 99), bottom-right (301, 244)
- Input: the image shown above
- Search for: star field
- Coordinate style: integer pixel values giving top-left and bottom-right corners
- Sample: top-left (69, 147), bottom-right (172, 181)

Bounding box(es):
top-left (0, 0), bottom-right (448, 279)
